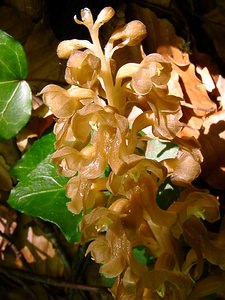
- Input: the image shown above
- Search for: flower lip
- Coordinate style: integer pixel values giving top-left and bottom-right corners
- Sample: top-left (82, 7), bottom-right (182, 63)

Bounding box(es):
top-left (65, 50), bottom-right (101, 88)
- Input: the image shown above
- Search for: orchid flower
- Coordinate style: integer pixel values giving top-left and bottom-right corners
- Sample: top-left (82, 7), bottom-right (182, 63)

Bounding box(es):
top-left (40, 6), bottom-right (224, 299)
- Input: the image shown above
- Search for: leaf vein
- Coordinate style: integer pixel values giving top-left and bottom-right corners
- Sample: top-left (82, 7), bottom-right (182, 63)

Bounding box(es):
top-left (0, 82), bottom-right (20, 118)
top-left (18, 188), bottom-right (64, 200)
top-left (34, 175), bottom-right (63, 187)
top-left (0, 58), bottom-right (16, 78)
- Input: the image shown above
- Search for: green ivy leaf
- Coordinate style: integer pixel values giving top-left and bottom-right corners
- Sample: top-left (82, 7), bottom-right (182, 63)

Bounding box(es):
top-left (8, 133), bottom-right (81, 242)
top-left (0, 30), bottom-right (32, 140)
top-left (10, 132), bottom-right (56, 179)
top-left (145, 139), bottom-right (178, 162)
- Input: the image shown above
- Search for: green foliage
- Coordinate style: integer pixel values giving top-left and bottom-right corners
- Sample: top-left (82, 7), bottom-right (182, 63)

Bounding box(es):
top-left (8, 133), bottom-right (82, 242)
top-left (146, 140), bottom-right (182, 209)
top-left (0, 30), bottom-right (32, 141)
top-left (101, 273), bottom-right (115, 288)
top-left (146, 139), bottom-right (179, 162)
top-left (132, 245), bottom-right (156, 266)
top-left (157, 177), bottom-right (182, 210)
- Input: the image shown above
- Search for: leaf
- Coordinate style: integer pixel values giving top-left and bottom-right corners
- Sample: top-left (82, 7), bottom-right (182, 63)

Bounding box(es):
top-left (199, 110), bottom-right (225, 190)
top-left (0, 204), bottom-right (17, 254)
top-left (10, 131), bottom-right (55, 179)
top-left (0, 29), bottom-right (32, 140)
top-left (132, 245), bottom-right (156, 266)
top-left (202, 7), bottom-right (225, 63)
top-left (157, 178), bottom-right (182, 210)
top-left (0, 157), bottom-right (12, 191)
top-left (100, 272), bottom-right (115, 288)
top-left (130, 6), bottom-right (216, 116)
top-left (8, 133), bottom-right (81, 242)
top-left (172, 63), bottom-right (216, 117)
top-left (24, 21), bottom-right (65, 94)
top-left (19, 215), bottom-right (67, 276)
top-left (145, 139), bottom-right (178, 162)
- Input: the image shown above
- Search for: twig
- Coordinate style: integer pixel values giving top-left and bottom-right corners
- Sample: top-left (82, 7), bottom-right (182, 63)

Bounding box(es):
top-left (180, 100), bottom-right (215, 112)
top-left (0, 264), bottom-right (38, 299)
top-left (0, 230), bottom-right (31, 270)
top-left (0, 230), bottom-right (20, 258)
top-left (0, 265), bottom-right (110, 294)
top-left (69, 244), bottom-right (90, 300)
top-left (34, 218), bottom-right (71, 275)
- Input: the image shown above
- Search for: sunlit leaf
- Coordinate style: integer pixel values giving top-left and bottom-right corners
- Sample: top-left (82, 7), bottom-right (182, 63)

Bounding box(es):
top-left (0, 29), bottom-right (32, 140)
top-left (145, 139), bottom-right (178, 162)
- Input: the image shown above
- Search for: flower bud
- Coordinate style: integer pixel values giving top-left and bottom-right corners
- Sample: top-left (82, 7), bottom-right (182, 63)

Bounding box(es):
top-left (80, 7), bottom-right (94, 27)
top-left (95, 7), bottom-right (115, 26)
top-left (57, 39), bottom-right (93, 58)
top-left (110, 20), bottom-right (147, 46)
top-left (74, 7), bottom-right (94, 29)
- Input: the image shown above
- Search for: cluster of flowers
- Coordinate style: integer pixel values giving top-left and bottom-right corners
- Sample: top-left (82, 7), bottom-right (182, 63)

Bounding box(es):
top-left (41, 7), bottom-right (225, 299)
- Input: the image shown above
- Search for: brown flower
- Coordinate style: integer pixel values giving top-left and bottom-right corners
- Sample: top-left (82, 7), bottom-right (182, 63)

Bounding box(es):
top-left (65, 50), bottom-right (101, 88)
top-left (40, 85), bottom-right (96, 118)
top-left (40, 6), bottom-right (222, 299)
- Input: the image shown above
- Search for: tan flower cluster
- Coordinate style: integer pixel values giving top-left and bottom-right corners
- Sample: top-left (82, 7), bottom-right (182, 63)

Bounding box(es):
top-left (41, 7), bottom-right (225, 299)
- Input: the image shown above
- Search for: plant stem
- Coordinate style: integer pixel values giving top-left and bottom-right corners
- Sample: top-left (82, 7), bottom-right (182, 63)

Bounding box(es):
top-left (90, 28), bottom-right (118, 111)
top-left (0, 230), bottom-right (31, 270)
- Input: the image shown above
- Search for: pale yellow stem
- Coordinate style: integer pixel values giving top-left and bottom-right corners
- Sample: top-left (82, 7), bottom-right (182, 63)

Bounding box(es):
top-left (89, 28), bottom-right (122, 113)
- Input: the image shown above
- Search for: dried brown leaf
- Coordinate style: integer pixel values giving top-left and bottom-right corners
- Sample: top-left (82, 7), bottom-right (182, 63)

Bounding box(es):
top-left (217, 75), bottom-right (225, 109)
top-left (196, 66), bottom-right (215, 92)
top-left (131, 5), bottom-right (190, 66)
top-left (16, 215), bottom-right (66, 277)
top-left (202, 7), bottom-right (225, 63)
top-left (173, 63), bottom-right (216, 117)
top-left (0, 5), bottom-right (34, 43)
top-left (0, 205), bottom-right (17, 259)
top-left (24, 21), bottom-right (65, 93)
top-left (16, 115), bottom-right (54, 152)
top-left (0, 158), bottom-right (12, 191)
top-left (130, 4), bottom-right (217, 117)
top-left (0, 140), bottom-right (20, 191)
top-left (199, 110), bottom-right (225, 190)
top-left (5, 0), bottom-right (43, 19)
